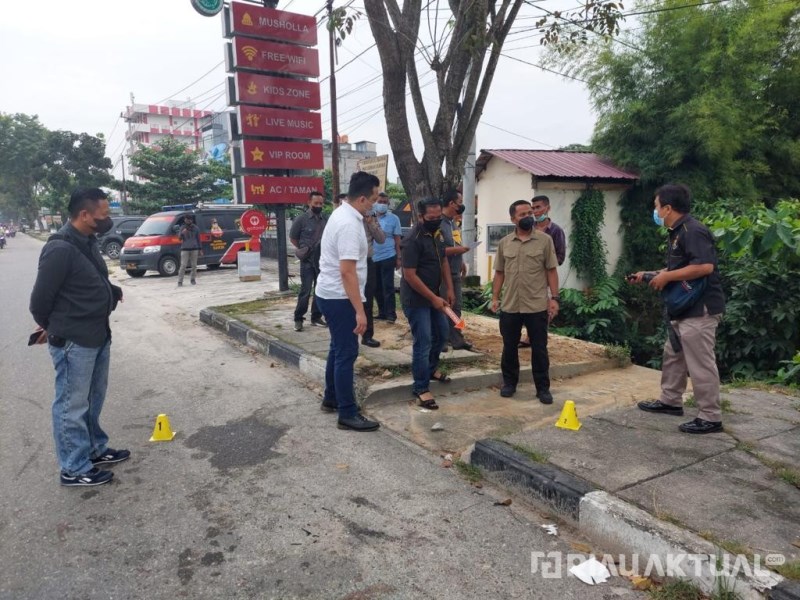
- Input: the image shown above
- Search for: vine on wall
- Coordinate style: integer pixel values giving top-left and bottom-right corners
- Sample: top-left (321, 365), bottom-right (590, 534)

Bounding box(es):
top-left (570, 188), bottom-right (608, 286)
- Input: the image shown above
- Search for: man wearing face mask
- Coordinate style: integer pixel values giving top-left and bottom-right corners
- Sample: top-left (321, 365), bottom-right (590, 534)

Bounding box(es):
top-left (520, 195), bottom-right (566, 349)
top-left (373, 192), bottom-right (402, 323)
top-left (290, 191), bottom-right (327, 332)
top-left (440, 188), bottom-right (476, 351)
top-left (315, 172), bottom-right (382, 431)
top-left (30, 188), bottom-right (129, 487)
top-left (400, 199), bottom-right (455, 410)
top-left (491, 200), bottom-right (560, 404)
top-left (630, 183), bottom-right (726, 434)
top-left (177, 214), bottom-right (202, 287)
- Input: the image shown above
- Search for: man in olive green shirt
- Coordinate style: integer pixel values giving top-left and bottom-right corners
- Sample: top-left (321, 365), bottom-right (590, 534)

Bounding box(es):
top-left (491, 200), bottom-right (560, 404)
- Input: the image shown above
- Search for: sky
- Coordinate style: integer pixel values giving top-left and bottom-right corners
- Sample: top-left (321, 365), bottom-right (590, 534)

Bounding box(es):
top-left (0, 0), bottom-right (600, 183)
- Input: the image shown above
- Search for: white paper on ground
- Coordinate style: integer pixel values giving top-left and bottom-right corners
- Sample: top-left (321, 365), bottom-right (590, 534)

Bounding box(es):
top-left (568, 557), bottom-right (611, 585)
top-left (541, 524), bottom-right (558, 536)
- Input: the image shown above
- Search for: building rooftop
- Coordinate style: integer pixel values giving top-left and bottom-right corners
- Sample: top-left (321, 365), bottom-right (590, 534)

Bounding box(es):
top-left (476, 149), bottom-right (638, 181)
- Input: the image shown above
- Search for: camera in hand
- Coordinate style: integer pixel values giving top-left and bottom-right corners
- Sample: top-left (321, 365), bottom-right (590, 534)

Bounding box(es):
top-left (627, 272), bottom-right (655, 283)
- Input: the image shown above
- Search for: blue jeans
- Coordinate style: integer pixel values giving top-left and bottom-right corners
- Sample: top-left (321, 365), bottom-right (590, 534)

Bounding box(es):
top-left (403, 306), bottom-right (449, 395)
top-left (315, 296), bottom-right (360, 419)
top-left (48, 338), bottom-right (111, 475)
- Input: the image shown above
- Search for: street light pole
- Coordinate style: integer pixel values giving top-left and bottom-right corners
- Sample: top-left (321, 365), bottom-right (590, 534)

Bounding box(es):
top-left (327, 0), bottom-right (341, 198)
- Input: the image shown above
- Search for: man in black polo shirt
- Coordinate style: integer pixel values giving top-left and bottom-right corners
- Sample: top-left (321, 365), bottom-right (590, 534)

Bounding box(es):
top-left (290, 191), bottom-right (327, 331)
top-left (631, 183), bottom-right (726, 434)
top-left (30, 188), bottom-right (130, 486)
top-left (400, 199), bottom-right (455, 410)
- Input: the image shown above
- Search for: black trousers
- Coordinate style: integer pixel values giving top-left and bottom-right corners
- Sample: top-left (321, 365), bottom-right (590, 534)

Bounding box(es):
top-left (499, 311), bottom-right (550, 393)
top-left (362, 257), bottom-right (376, 340)
top-left (294, 259), bottom-right (322, 322)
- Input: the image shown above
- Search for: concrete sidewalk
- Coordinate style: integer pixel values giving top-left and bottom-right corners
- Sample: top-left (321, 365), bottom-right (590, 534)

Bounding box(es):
top-left (201, 289), bottom-right (800, 599)
top-left (471, 388), bottom-right (800, 599)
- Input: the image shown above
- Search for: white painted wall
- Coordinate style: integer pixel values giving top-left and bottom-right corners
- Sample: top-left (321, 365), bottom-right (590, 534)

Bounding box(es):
top-left (474, 158), bottom-right (630, 290)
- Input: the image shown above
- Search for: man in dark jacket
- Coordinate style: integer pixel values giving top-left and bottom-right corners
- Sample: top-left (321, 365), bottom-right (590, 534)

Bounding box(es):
top-left (178, 214), bottom-right (202, 286)
top-left (400, 199), bottom-right (455, 410)
top-left (290, 191), bottom-right (327, 331)
top-left (30, 188), bottom-right (130, 487)
top-left (632, 183), bottom-right (727, 434)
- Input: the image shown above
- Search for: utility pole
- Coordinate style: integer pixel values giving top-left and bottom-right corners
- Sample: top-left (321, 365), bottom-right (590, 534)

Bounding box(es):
top-left (120, 156), bottom-right (128, 211)
top-left (327, 0), bottom-right (341, 198)
top-left (460, 64), bottom-right (478, 277)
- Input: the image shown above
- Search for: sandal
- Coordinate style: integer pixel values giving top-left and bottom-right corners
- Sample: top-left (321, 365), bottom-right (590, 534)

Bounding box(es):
top-left (414, 391), bottom-right (439, 410)
top-left (518, 340), bottom-right (531, 348)
top-left (431, 371), bottom-right (452, 383)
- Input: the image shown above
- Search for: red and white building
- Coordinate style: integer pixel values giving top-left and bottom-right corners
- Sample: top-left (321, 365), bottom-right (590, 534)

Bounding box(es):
top-left (123, 101), bottom-right (213, 156)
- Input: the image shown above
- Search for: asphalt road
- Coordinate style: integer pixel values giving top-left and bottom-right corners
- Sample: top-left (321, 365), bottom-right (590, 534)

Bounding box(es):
top-left (0, 233), bottom-right (642, 600)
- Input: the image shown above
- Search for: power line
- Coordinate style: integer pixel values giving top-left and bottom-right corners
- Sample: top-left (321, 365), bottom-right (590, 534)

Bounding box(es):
top-left (153, 61), bottom-right (225, 106)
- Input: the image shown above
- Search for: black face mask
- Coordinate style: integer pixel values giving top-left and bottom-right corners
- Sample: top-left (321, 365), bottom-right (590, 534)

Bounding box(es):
top-left (91, 216), bottom-right (114, 235)
top-left (311, 206), bottom-right (323, 215)
top-left (456, 204), bottom-right (466, 215)
top-left (423, 219), bottom-right (442, 233)
top-left (518, 216), bottom-right (535, 231)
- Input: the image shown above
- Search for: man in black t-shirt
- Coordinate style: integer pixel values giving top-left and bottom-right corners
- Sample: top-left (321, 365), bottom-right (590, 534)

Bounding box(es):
top-left (630, 183), bottom-right (726, 434)
top-left (400, 199), bottom-right (455, 410)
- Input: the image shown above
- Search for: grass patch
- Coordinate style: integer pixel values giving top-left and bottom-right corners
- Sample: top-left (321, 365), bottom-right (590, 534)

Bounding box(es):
top-left (684, 394), bottom-right (696, 408)
top-left (734, 441), bottom-right (755, 453)
top-left (604, 343), bottom-right (631, 367)
top-left (717, 540), bottom-right (749, 556)
top-left (508, 443), bottom-right (549, 464)
top-left (774, 560), bottom-right (800, 581)
top-left (212, 298), bottom-right (274, 318)
top-left (720, 397), bottom-right (734, 414)
top-left (776, 466), bottom-right (800, 489)
top-left (750, 452), bottom-right (800, 490)
top-left (648, 579), bottom-right (703, 600)
top-left (453, 460), bottom-right (482, 483)
top-left (657, 513), bottom-right (687, 528)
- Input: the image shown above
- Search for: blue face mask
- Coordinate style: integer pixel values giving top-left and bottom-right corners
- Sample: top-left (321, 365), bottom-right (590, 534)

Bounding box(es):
top-left (375, 203), bottom-right (388, 215)
top-left (653, 208), bottom-right (665, 227)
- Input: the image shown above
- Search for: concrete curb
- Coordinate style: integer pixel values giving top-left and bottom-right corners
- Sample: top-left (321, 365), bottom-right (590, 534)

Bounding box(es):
top-left (201, 307), bottom-right (619, 406)
top-left (200, 308), bottom-right (328, 384)
top-left (469, 438), bottom-right (797, 600)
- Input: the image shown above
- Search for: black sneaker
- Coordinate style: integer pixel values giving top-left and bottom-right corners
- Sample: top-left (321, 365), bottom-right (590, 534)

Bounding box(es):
top-left (337, 413), bottom-right (380, 431)
top-left (637, 400), bottom-right (684, 416)
top-left (60, 467), bottom-right (114, 487)
top-left (294, 320), bottom-right (303, 332)
top-left (320, 401), bottom-right (337, 413)
top-left (537, 390), bottom-right (554, 405)
top-left (311, 318), bottom-right (328, 327)
top-left (91, 448), bottom-right (131, 466)
top-left (361, 338), bottom-right (380, 348)
top-left (500, 384), bottom-right (516, 398)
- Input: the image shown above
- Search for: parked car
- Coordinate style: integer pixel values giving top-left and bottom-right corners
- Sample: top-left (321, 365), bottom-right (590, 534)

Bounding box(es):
top-left (119, 204), bottom-right (252, 277)
top-left (97, 215), bottom-right (147, 259)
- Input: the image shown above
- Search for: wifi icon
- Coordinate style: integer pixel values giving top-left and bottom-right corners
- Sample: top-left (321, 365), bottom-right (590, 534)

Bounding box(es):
top-left (242, 46), bottom-right (258, 61)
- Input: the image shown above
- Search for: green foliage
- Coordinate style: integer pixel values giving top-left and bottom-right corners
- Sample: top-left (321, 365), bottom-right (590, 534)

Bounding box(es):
top-left (319, 168), bottom-right (333, 202)
top-left (126, 138), bottom-right (231, 214)
top-left (0, 113), bottom-right (112, 223)
top-left (551, 276), bottom-right (627, 344)
top-left (561, 0), bottom-right (800, 203)
top-left (776, 352), bottom-right (800, 386)
top-left (384, 182), bottom-right (408, 205)
top-left (570, 188), bottom-right (607, 285)
top-left (701, 200), bottom-right (800, 379)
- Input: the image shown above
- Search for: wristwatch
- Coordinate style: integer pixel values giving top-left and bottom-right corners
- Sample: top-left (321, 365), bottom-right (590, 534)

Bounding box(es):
top-left (551, 295), bottom-right (560, 302)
